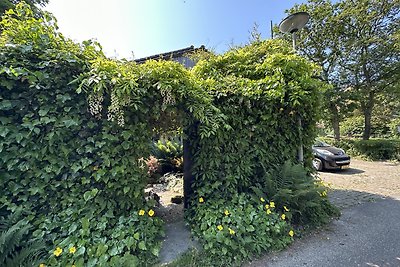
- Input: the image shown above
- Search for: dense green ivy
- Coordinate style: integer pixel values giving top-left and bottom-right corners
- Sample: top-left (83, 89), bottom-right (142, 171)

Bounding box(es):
top-left (191, 40), bottom-right (324, 198)
top-left (0, 4), bottom-right (164, 266)
top-left (1, 3), bottom-right (333, 266)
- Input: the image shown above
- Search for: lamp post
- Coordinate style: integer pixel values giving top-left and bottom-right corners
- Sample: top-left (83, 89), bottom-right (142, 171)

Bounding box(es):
top-left (278, 12), bottom-right (310, 163)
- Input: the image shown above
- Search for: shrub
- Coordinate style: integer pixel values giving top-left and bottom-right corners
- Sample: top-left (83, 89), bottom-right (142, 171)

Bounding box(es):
top-left (188, 193), bottom-right (293, 266)
top-left (152, 137), bottom-right (184, 174)
top-left (389, 118), bottom-right (400, 138)
top-left (321, 137), bottom-right (400, 161)
top-left (340, 115), bottom-right (391, 138)
top-left (187, 41), bottom-right (336, 264)
top-left (0, 4), bottom-right (165, 266)
top-left (145, 156), bottom-right (161, 183)
top-left (45, 209), bottom-right (164, 267)
top-left (0, 209), bottom-right (46, 267)
top-left (253, 161), bottom-right (339, 226)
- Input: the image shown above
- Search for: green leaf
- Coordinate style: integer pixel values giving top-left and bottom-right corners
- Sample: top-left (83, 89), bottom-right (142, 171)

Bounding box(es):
top-left (133, 233), bottom-right (140, 240)
top-left (138, 241), bottom-right (146, 250)
top-left (81, 217), bottom-right (90, 232)
top-left (75, 246), bottom-right (86, 257)
top-left (0, 100), bottom-right (12, 110)
top-left (123, 186), bottom-right (130, 194)
top-left (38, 108), bottom-right (49, 116)
top-left (96, 244), bottom-right (109, 257)
top-left (122, 141), bottom-right (130, 150)
top-left (247, 225), bottom-right (255, 232)
top-left (63, 119), bottom-right (79, 128)
top-left (151, 247), bottom-right (160, 256)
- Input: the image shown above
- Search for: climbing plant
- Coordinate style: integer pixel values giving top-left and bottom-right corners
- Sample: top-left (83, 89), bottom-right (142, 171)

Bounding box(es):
top-left (1, 4), bottom-right (337, 266)
top-left (185, 40), bottom-right (337, 265)
top-left (0, 4), bottom-right (166, 266)
top-left (191, 39), bottom-right (323, 197)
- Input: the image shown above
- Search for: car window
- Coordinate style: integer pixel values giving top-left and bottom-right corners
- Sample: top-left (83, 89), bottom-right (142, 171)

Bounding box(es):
top-left (313, 140), bottom-right (330, 147)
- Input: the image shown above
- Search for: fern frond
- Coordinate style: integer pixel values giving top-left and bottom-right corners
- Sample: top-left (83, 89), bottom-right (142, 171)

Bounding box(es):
top-left (5, 240), bottom-right (46, 267)
top-left (0, 220), bottom-right (31, 264)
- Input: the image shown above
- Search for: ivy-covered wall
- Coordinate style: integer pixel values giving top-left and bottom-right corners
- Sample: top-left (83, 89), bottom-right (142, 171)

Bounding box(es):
top-left (0, 4), bottom-right (334, 267)
top-left (0, 5), bottom-right (167, 266)
top-left (191, 40), bottom-right (323, 198)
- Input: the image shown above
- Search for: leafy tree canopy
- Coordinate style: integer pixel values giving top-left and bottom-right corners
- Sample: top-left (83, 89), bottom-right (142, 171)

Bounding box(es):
top-left (284, 0), bottom-right (400, 140)
top-left (0, 0), bottom-right (48, 17)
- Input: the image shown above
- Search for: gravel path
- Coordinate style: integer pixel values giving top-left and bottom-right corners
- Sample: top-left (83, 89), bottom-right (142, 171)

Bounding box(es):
top-left (246, 159), bottom-right (400, 267)
top-left (320, 159), bottom-right (400, 199)
top-left (158, 159), bottom-right (400, 266)
top-left (247, 198), bottom-right (400, 267)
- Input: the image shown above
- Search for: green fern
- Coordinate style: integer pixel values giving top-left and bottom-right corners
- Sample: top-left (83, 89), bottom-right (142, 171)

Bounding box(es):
top-left (0, 210), bottom-right (47, 267)
top-left (256, 160), bottom-right (339, 226)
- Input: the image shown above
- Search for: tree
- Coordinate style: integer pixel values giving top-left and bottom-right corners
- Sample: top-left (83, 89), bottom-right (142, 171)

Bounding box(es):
top-left (0, 0), bottom-right (48, 17)
top-left (284, 0), bottom-right (400, 140)
top-left (337, 0), bottom-right (400, 139)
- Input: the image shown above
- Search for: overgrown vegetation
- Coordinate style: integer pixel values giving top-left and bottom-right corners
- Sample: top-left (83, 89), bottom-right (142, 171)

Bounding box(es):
top-left (1, 3), bottom-right (339, 266)
top-left (0, 4), bottom-right (164, 266)
top-left (285, 0), bottom-right (400, 140)
top-left (186, 40), bottom-right (338, 265)
top-left (321, 137), bottom-right (400, 161)
top-left (340, 115), bottom-right (391, 138)
top-left (0, 209), bottom-right (46, 267)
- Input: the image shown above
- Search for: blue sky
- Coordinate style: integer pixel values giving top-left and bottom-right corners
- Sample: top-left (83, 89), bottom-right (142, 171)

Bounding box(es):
top-left (45, 0), bottom-right (306, 59)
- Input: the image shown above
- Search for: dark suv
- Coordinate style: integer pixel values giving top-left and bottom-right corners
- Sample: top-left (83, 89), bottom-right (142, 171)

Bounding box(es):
top-left (312, 140), bottom-right (350, 171)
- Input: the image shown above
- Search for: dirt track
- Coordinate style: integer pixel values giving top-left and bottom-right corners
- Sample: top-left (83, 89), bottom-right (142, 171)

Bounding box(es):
top-left (319, 158), bottom-right (400, 199)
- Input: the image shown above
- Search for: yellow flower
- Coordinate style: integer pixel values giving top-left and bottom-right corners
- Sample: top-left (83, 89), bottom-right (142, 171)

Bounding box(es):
top-left (260, 197), bottom-right (265, 202)
top-left (72, 265), bottom-right (76, 267)
top-left (270, 202), bottom-right (275, 208)
top-left (229, 228), bottom-right (235, 235)
top-left (69, 246), bottom-right (76, 254)
top-left (148, 209), bottom-right (155, 217)
top-left (53, 247), bottom-right (62, 257)
top-left (199, 197), bottom-right (204, 203)
top-left (289, 230), bottom-right (294, 237)
top-left (224, 210), bottom-right (230, 216)
top-left (265, 204), bottom-right (270, 209)
top-left (138, 209), bottom-right (145, 216)
top-left (39, 264), bottom-right (45, 267)
top-left (284, 206), bottom-right (289, 212)
top-left (281, 214), bottom-right (286, 220)
top-left (217, 225), bottom-right (223, 231)
top-left (266, 209), bottom-right (272, 215)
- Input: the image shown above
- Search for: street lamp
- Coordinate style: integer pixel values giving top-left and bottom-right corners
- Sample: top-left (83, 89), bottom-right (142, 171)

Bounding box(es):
top-left (279, 12), bottom-right (310, 50)
top-left (279, 12), bottom-right (310, 163)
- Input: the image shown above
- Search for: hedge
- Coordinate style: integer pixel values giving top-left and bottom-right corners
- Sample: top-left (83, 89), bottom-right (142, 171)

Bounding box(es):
top-left (321, 137), bottom-right (400, 161)
top-left (1, 4), bottom-right (338, 266)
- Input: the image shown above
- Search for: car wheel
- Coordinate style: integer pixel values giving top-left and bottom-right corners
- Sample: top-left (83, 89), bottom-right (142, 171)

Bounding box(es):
top-left (312, 158), bottom-right (323, 171)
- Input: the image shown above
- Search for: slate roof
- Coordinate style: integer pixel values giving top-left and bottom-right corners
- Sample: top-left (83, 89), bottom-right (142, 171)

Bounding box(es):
top-left (134, 45), bottom-right (206, 64)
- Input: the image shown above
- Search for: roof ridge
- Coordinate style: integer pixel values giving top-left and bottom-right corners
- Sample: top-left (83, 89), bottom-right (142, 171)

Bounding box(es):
top-left (134, 45), bottom-right (206, 63)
